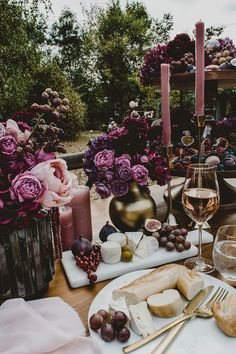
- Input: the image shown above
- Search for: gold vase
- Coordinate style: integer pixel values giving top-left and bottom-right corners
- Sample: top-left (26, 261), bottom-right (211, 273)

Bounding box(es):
top-left (109, 182), bottom-right (156, 231)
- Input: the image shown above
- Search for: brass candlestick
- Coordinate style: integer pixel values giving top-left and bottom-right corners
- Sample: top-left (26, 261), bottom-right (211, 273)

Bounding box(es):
top-left (163, 145), bottom-right (179, 227)
top-left (193, 114), bottom-right (206, 163)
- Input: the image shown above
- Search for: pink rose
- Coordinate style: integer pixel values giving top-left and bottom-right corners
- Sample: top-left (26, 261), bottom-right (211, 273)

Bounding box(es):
top-left (132, 164), bottom-right (148, 186)
top-left (30, 158), bottom-right (77, 208)
top-left (0, 123), bottom-right (6, 137)
top-left (94, 149), bottom-right (115, 170)
top-left (115, 154), bottom-right (131, 169)
top-left (10, 173), bottom-right (43, 203)
top-left (5, 119), bottom-right (31, 142)
top-left (0, 135), bottom-right (17, 157)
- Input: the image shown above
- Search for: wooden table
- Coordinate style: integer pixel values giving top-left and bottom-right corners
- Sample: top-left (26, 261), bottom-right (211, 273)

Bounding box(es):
top-left (44, 181), bottom-right (236, 332)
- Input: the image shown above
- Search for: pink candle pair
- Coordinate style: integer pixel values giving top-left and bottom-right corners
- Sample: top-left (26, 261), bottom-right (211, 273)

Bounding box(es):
top-left (60, 206), bottom-right (75, 251)
top-left (195, 20), bottom-right (205, 116)
top-left (68, 185), bottom-right (93, 241)
top-left (161, 63), bottom-right (171, 146)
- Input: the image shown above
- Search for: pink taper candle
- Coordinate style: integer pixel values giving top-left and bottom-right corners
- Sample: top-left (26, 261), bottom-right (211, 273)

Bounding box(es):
top-left (195, 20), bottom-right (205, 116)
top-left (161, 63), bottom-right (171, 146)
top-left (60, 206), bottom-right (75, 251)
top-left (68, 186), bottom-right (93, 241)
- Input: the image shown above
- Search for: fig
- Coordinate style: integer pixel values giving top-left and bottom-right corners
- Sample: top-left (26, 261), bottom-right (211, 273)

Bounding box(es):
top-left (99, 221), bottom-right (117, 242)
top-left (145, 219), bottom-right (161, 233)
top-left (71, 236), bottom-right (93, 257)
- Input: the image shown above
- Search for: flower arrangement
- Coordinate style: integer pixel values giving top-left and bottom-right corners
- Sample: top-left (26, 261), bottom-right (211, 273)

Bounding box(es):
top-left (140, 33), bottom-right (236, 85)
top-left (0, 88), bottom-right (77, 237)
top-left (84, 115), bottom-right (169, 198)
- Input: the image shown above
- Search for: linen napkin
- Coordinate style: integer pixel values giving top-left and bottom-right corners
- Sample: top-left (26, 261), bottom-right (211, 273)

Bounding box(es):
top-left (0, 297), bottom-right (102, 354)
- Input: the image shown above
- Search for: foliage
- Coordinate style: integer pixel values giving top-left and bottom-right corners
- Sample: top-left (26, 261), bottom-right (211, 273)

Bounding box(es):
top-left (29, 61), bottom-right (86, 140)
top-left (205, 25), bottom-right (225, 40)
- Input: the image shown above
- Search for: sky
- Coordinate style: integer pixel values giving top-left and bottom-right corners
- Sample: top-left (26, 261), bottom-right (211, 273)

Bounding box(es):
top-left (46, 0), bottom-right (236, 40)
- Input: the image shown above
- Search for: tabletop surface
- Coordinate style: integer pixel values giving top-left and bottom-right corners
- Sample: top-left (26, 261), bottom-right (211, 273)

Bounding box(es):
top-left (44, 180), bottom-right (236, 331)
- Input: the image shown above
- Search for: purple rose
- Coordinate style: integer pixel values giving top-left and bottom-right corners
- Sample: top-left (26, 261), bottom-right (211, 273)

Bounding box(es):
top-left (115, 154), bottom-right (131, 169)
top-left (24, 153), bottom-right (36, 169)
top-left (132, 165), bottom-right (148, 186)
top-left (90, 135), bottom-right (108, 150)
top-left (0, 123), bottom-right (6, 137)
top-left (107, 127), bottom-right (128, 140)
top-left (95, 183), bottom-right (111, 199)
top-left (140, 155), bottom-right (148, 164)
top-left (117, 165), bottom-right (132, 181)
top-left (0, 135), bottom-right (17, 157)
top-left (94, 149), bottom-right (115, 170)
top-left (10, 173), bottom-right (43, 203)
top-left (35, 149), bottom-right (56, 163)
top-left (111, 180), bottom-right (129, 197)
top-left (154, 165), bottom-right (170, 186)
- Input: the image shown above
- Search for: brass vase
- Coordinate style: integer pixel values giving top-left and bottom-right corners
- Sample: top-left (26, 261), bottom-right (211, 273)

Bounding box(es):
top-left (109, 182), bottom-right (156, 231)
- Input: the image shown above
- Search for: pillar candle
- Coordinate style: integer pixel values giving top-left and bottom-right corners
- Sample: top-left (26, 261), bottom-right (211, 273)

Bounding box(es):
top-left (195, 20), bottom-right (205, 116)
top-left (60, 206), bottom-right (75, 251)
top-left (161, 63), bottom-right (171, 146)
top-left (68, 185), bottom-right (93, 241)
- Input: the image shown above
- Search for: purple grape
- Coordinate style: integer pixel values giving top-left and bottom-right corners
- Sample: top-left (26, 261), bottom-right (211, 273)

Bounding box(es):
top-left (101, 323), bottom-right (115, 342)
top-left (89, 313), bottom-right (104, 330)
top-left (117, 327), bottom-right (131, 343)
top-left (112, 311), bottom-right (127, 329)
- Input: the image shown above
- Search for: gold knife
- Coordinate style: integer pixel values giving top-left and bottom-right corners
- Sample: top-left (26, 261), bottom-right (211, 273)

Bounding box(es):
top-left (150, 285), bottom-right (214, 354)
top-left (122, 285), bottom-right (213, 354)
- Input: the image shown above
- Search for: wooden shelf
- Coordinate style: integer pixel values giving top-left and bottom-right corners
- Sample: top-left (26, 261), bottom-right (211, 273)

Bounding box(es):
top-left (153, 70), bottom-right (236, 90)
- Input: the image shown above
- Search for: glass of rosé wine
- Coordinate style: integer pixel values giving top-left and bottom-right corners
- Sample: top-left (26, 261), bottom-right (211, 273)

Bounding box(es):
top-left (182, 164), bottom-right (220, 273)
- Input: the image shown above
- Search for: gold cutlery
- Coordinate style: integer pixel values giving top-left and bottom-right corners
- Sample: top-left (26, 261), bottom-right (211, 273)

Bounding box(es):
top-left (151, 286), bottom-right (228, 354)
top-left (122, 285), bottom-right (214, 353)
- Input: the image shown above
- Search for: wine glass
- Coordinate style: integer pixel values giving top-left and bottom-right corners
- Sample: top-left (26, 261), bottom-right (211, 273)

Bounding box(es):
top-left (213, 225), bottom-right (236, 282)
top-left (182, 164), bottom-right (220, 273)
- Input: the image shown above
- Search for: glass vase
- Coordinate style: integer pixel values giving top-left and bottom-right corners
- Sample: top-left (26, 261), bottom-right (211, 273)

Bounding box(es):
top-left (109, 182), bottom-right (156, 231)
top-left (0, 213), bottom-right (54, 303)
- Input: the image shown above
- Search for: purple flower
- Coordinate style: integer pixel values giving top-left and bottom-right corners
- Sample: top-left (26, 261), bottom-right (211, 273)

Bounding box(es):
top-left (35, 149), bottom-right (56, 163)
top-left (10, 173), bottom-right (43, 203)
top-left (0, 123), bottom-right (6, 137)
top-left (104, 170), bottom-right (115, 183)
top-left (94, 149), bottom-right (115, 170)
top-left (0, 135), bottom-right (17, 157)
top-left (107, 127), bottom-right (128, 140)
top-left (90, 135), bottom-right (108, 150)
top-left (140, 155), bottom-right (148, 163)
top-left (24, 153), bottom-right (36, 169)
top-left (95, 183), bottom-right (111, 199)
top-left (154, 165), bottom-right (170, 186)
top-left (132, 165), bottom-right (148, 186)
top-left (117, 165), bottom-right (132, 181)
top-left (111, 180), bottom-right (129, 197)
top-left (115, 154), bottom-right (131, 169)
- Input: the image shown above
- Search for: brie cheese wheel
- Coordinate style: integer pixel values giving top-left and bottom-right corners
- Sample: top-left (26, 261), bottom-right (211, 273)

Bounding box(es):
top-left (109, 296), bottom-right (130, 321)
top-left (129, 301), bottom-right (155, 337)
top-left (126, 232), bottom-right (143, 252)
top-left (107, 232), bottom-right (126, 247)
top-left (100, 241), bottom-right (121, 264)
top-left (147, 289), bottom-right (184, 318)
top-left (135, 236), bottom-right (159, 258)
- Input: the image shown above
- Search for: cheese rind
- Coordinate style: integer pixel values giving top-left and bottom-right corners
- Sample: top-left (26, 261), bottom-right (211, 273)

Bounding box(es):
top-left (129, 301), bottom-right (156, 337)
top-left (135, 236), bottom-right (159, 258)
top-left (107, 232), bottom-right (126, 247)
top-left (126, 232), bottom-right (143, 253)
top-left (100, 241), bottom-right (121, 264)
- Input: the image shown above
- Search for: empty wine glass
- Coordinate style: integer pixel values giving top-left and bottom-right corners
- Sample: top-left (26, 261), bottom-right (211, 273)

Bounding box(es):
top-left (182, 164), bottom-right (220, 273)
top-left (213, 225), bottom-right (236, 282)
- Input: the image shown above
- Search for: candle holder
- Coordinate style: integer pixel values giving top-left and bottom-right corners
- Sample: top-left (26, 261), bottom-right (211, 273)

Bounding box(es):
top-left (163, 145), bottom-right (179, 227)
top-left (193, 114), bottom-right (206, 163)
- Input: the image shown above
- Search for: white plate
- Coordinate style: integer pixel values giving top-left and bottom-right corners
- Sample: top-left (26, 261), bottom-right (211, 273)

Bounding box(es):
top-left (88, 269), bottom-right (236, 354)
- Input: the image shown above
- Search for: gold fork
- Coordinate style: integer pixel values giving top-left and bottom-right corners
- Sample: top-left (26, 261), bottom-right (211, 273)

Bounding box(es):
top-left (122, 286), bottom-right (228, 354)
top-left (150, 286), bottom-right (229, 354)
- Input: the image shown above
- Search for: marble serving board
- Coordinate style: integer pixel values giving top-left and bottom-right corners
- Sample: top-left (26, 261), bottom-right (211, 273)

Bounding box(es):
top-left (61, 230), bottom-right (213, 288)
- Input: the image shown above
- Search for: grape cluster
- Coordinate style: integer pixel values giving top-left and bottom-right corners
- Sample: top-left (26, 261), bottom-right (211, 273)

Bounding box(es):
top-left (171, 52), bottom-right (195, 74)
top-left (75, 244), bottom-right (102, 284)
top-left (153, 224), bottom-right (191, 253)
top-left (89, 310), bottom-right (130, 343)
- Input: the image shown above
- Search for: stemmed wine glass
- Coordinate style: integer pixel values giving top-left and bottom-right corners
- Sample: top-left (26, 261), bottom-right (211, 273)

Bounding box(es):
top-left (182, 164), bottom-right (220, 273)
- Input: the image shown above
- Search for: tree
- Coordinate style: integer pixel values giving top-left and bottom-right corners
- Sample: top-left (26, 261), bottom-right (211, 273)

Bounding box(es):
top-left (205, 25), bottom-right (225, 40)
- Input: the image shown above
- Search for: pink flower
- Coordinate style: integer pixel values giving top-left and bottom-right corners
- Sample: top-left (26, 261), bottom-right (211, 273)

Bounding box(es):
top-left (10, 173), bottom-right (43, 203)
top-left (115, 154), bottom-right (131, 169)
top-left (35, 149), bottom-right (56, 163)
top-left (132, 164), bottom-right (148, 186)
top-left (94, 149), bottom-right (115, 170)
top-left (0, 123), bottom-right (6, 137)
top-left (0, 135), bottom-right (17, 157)
top-left (30, 158), bottom-right (77, 208)
top-left (5, 119), bottom-right (31, 142)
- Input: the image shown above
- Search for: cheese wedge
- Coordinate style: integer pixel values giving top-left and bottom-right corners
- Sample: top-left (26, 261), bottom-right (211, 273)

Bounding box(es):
top-left (135, 236), bottom-right (159, 258)
top-left (129, 301), bottom-right (156, 337)
top-left (126, 232), bottom-right (143, 253)
top-left (109, 296), bottom-right (130, 321)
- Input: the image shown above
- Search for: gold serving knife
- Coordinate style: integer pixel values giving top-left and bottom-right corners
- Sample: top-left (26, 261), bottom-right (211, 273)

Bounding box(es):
top-left (122, 285), bottom-right (214, 354)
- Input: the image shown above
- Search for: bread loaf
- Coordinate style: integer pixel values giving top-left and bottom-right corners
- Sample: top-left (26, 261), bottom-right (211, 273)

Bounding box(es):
top-left (147, 289), bottom-right (184, 318)
top-left (112, 264), bottom-right (204, 306)
top-left (212, 293), bottom-right (236, 337)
